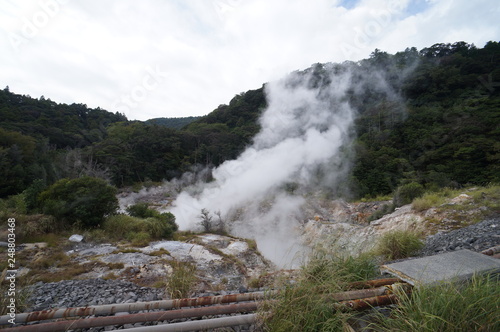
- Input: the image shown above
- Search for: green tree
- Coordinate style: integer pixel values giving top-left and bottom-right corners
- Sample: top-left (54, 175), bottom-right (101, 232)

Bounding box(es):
top-left (38, 176), bottom-right (118, 228)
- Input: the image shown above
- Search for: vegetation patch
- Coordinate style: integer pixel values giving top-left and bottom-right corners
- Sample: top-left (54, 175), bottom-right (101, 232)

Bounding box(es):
top-left (371, 274), bottom-right (500, 331)
top-left (261, 247), bottom-right (378, 332)
top-left (103, 207), bottom-right (177, 246)
top-left (112, 248), bottom-right (141, 254)
top-left (375, 230), bottom-right (424, 261)
top-left (38, 176), bottom-right (118, 228)
top-left (166, 261), bottom-right (197, 298)
top-left (147, 248), bottom-right (170, 256)
top-left (419, 185), bottom-right (500, 232)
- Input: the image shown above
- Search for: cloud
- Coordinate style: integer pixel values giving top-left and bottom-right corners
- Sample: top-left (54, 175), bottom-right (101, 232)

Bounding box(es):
top-left (0, 0), bottom-right (498, 120)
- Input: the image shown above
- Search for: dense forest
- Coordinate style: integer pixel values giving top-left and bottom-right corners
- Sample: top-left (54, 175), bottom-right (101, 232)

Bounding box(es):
top-left (145, 116), bottom-right (201, 129)
top-left (1, 41), bottom-right (499, 200)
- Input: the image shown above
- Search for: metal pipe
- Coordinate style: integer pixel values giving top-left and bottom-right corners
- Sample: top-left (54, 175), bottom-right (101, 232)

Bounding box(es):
top-left (331, 283), bottom-right (411, 301)
top-left (1, 303), bottom-right (258, 332)
top-left (331, 286), bottom-right (388, 301)
top-left (481, 245), bottom-right (500, 256)
top-left (0, 292), bottom-right (271, 325)
top-left (347, 278), bottom-right (400, 289)
top-left (1, 278), bottom-right (407, 326)
top-left (335, 294), bottom-right (399, 311)
top-left (118, 314), bottom-right (256, 332)
top-left (333, 283), bottom-right (412, 311)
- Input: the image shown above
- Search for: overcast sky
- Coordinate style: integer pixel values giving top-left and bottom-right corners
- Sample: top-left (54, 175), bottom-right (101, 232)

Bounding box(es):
top-left (1, 0), bottom-right (499, 121)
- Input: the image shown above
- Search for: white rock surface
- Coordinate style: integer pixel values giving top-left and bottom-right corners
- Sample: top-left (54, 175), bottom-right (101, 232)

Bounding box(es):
top-left (69, 234), bottom-right (84, 242)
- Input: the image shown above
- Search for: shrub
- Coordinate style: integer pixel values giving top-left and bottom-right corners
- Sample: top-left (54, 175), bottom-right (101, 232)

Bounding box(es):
top-left (145, 216), bottom-right (177, 239)
top-left (23, 179), bottom-right (46, 212)
top-left (38, 177), bottom-right (118, 228)
top-left (126, 202), bottom-right (155, 218)
top-left (394, 182), bottom-right (424, 207)
top-left (126, 203), bottom-right (178, 238)
top-left (198, 208), bottom-right (226, 234)
top-left (104, 213), bottom-right (177, 244)
top-left (375, 230), bottom-right (424, 260)
top-left (129, 231), bottom-right (151, 246)
top-left (199, 208), bottom-right (213, 232)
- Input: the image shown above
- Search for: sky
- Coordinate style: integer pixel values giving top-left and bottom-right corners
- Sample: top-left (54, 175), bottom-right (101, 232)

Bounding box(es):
top-left (1, 0), bottom-right (499, 121)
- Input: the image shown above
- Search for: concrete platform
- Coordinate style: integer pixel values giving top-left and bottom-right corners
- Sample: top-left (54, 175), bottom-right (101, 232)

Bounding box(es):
top-left (380, 249), bottom-right (500, 285)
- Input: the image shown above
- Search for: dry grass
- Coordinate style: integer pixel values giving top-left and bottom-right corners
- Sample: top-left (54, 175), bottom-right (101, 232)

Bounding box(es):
top-left (166, 261), bottom-right (197, 299)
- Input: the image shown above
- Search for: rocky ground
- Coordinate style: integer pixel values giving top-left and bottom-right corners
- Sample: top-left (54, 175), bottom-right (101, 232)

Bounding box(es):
top-left (26, 278), bottom-right (164, 312)
top-left (18, 234), bottom-right (270, 331)
top-left (19, 215), bottom-right (499, 331)
top-left (419, 217), bottom-right (500, 257)
top-left (10, 188), bottom-right (499, 331)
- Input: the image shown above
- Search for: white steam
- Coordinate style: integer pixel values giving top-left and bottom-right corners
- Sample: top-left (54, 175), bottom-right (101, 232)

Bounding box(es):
top-left (169, 65), bottom-right (358, 267)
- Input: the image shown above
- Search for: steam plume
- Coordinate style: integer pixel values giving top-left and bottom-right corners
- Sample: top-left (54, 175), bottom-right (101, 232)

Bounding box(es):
top-left (169, 63), bottom-right (398, 267)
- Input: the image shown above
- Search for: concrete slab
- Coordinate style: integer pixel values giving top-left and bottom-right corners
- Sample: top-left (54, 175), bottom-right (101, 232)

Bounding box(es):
top-left (380, 250), bottom-right (500, 285)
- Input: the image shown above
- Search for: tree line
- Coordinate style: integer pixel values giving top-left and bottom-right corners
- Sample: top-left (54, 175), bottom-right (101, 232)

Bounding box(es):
top-left (1, 41), bottom-right (499, 201)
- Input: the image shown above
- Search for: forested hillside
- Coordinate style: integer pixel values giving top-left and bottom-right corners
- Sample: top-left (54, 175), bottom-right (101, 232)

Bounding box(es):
top-left (1, 41), bottom-right (498, 199)
top-left (145, 116), bottom-right (201, 129)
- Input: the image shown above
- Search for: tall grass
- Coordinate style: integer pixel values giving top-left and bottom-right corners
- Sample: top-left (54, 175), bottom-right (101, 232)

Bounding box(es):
top-left (371, 274), bottom-right (500, 331)
top-left (166, 261), bottom-right (197, 299)
top-left (261, 246), bottom-right (378, 332)
top-left (412, 193), bottom-right (447, 211)
top-left (375, 230), bottom-right (423, 261)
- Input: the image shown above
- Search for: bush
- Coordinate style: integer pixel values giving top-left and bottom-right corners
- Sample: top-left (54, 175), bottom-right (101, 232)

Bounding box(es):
top-left (394, 182), bottom-right (425, 207)
top-left (126, 203), bottom-right (156, 218)
top-left (127, 203), bottom-right (178, 238)
top-left (23, 179), bottom-right (46, 212)
top-left (104, 213), bottom-right (177, 244)
top-left (38, 177), bottom-right (118, 228)
top-left (145, 216), bottom-right (177, 239)
top-left (375, 230), bottom-right (424, 260)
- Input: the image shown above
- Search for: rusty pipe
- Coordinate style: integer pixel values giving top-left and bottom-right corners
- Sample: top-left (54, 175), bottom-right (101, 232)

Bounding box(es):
top-left (119, 313), bottom-right (257, 332)
top-left (335, 294), bottom-right (400, 311)
top-left (0, 291), bottom-right (273, 325)
top-left (331, 283), bottom-right (411, 302)
top-left (481, 245), bottom-right (500, 256)
top-left (332, 283), bottom-right (412, 311)
top-left (1, 302), bottom-right (258, 332)
top-left (347, 278), bottom-right (400, 289)
top-left (331, 286), bottom-right (388, 301)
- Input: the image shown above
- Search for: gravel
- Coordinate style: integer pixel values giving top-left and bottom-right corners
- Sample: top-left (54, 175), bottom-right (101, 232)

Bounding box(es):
top-left (26, 278), bottom-right (164, 312)
top-left (419, 217), bottom-right (500, 257)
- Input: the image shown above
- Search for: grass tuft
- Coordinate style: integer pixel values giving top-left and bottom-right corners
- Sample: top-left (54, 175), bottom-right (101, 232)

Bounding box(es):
top-left (261, 245), bottom-right (378, 332)
top-left (371, 274), bottom-right (500, 331)
top-left (375, 230), bottom-right (424, 261)
top-left (412, 193), bottom-right (447, 211)
top-left (166, 261), bottom-right (197, 299)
